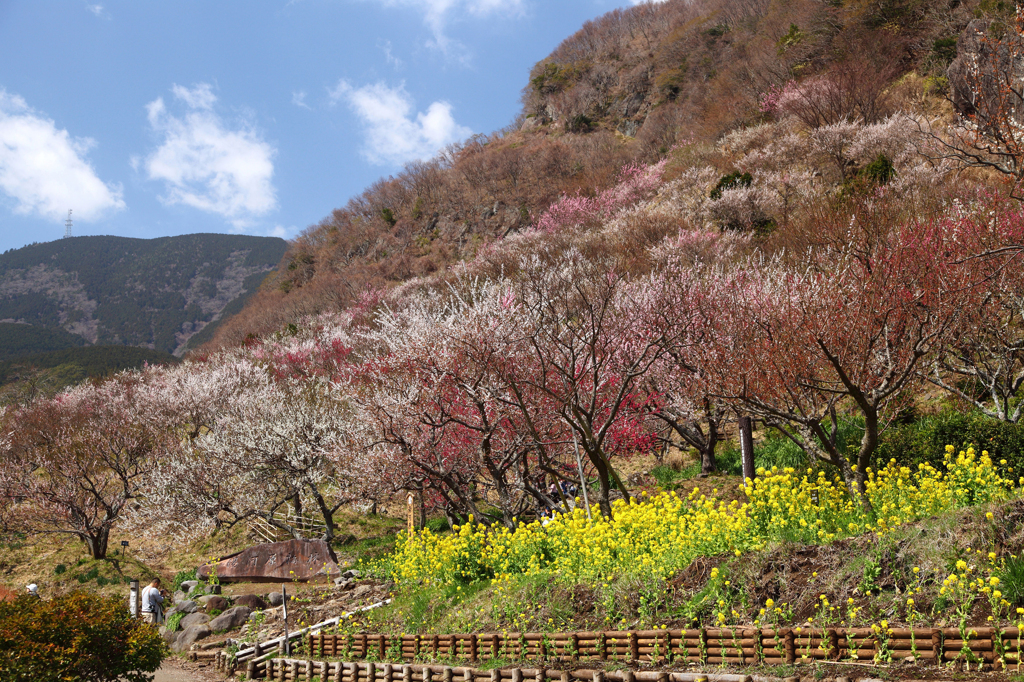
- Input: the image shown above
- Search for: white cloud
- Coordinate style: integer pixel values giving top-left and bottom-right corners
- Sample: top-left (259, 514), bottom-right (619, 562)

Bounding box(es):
top-left (291, 91), bottom-right (311, 109)
top-left (86, 4), bottom-right (109, 18)
top-left (142, 83), bottom-right (277, 226)
top-left (0, 89), bottom-right (125, 222)
top-left (379, 40), bottom-right (403, 69)
top-left (367, 0), bottom-right (524, 53)
top-left (329, 80), bottom-right (471, 166)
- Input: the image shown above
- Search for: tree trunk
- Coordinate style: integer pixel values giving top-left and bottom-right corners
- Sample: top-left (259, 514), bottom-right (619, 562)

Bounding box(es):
top-left (700, 413), bottom-right (720, 476)
top-left (84, 526), bottom-right (109, 560)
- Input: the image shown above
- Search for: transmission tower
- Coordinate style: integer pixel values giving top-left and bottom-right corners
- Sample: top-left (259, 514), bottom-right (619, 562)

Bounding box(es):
top-left (64, 210), bottom-right (73, 239)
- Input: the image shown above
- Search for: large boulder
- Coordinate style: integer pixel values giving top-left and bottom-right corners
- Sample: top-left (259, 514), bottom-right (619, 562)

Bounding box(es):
top-left (267, 592), bottom-right (283, 606)
top-left (234, 594), bottom-right (268, 611)
top-left (170, 600), bottom-right (197, 615)
top-left (197, 539), bottom-right (340, 582)
top-left (179, 612), bottom-right (210, 630)
top-left (209, 606), bottom-right (252, 632)
top-left (180, 580), bottom-right (199, 593)
top-left (159, 627), bottom-right (179, 646)
top-left (203, 596), bottom-right (229, 612)
top-left (171, 624), bottom-right (211, 653)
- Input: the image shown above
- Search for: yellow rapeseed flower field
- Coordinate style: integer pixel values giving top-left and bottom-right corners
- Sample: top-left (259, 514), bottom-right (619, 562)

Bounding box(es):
top-left (391, 447), bottom-right (1015, 587)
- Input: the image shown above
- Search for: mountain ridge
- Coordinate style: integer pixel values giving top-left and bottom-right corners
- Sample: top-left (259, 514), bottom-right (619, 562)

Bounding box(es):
top-left (0, 233), bottom-right (287, 357)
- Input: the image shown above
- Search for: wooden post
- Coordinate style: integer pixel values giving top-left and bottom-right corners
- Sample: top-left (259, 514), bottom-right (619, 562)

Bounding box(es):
top-left (739, 416), bottom-right (755, 483)
top-left (443, 667), bottom-right (453, 682)
top-left (379, 634), bottom-right (387, 660)
top-left (931, 629), bottom-right (942, 666)
top-left (783, 629), bottom-right (796, 664)
top-left (469, 633), bottom-right (479, 662)
top-left (407, 493), bottom-right (415, 536)
top-left (403, 665), bottom-right (412, 682)
top-left (598, 633), bottom-right (607, 661)
top-left (320, 631), bottom-right (326, 657)
top-left (629, 632), bottom-right (639, 661)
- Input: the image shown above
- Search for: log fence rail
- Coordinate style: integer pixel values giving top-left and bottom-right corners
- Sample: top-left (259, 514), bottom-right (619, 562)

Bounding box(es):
top-left (286, 627), bottom-right (1021, 669)
top-left (217, 626), bottom-right (1022, 678)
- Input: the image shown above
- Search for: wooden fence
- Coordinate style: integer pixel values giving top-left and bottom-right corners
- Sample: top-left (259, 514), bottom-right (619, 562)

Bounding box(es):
top-left (219, 658), bottom-right (761, 682)
top-left (217, 626), bottom-right (1023, 677)
top-left (290, 627), bottom-right (1021, 668)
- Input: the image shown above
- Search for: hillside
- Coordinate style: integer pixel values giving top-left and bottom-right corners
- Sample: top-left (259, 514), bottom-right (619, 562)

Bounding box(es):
top-left (209, 0), bottom-right (987, 348)
top-left (0, 322), bottom-right (88, 361)
top-left (0, 233), bottom-right (287, 357)
top-left (0, 345), bottom-right (180, 404)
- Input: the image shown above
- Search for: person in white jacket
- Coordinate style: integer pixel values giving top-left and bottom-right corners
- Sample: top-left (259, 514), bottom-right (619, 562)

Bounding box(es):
top-left (139, 578), bottom-right (166, 624)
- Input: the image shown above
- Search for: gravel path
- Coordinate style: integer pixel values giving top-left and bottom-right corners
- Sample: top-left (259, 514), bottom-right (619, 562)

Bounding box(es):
top-left (154, 656), bottom-right (226, 682)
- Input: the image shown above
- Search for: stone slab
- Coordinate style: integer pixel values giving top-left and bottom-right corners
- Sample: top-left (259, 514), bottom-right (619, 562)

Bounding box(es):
top-left (196, 539), bottom-right (340, 583)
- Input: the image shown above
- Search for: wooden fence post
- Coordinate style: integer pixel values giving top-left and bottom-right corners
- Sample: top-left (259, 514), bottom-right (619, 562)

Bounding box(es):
top-left (739, 416), bottom-right (755, 483)
top-left (783, 629), bottom-right (796, 664)
top-left (629, 632), bottom-right (639, 661)
top-left (470, 633), bottom-right (479, 662)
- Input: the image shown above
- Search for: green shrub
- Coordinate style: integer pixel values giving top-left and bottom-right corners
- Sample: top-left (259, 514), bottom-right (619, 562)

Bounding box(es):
top-left (874, 409), bottom-right (1024, 474)
top-left (0, 591), bottom-right (166, 682)
top-left (53, 564), bottom-right (66, 575)
top-left (709, 171), bottom-right (753, 200)
top-left (171, 568), bottom-right (197, 593)
top-left (165, 611), bottom-right (184, 633)
top-left (860, 153), bottom-right (896, 185)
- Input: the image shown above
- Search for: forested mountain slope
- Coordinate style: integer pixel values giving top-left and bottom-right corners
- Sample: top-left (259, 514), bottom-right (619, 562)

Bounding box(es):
top-left (0, 234), bottom-right (286, 356)
top-left (210, 0), bottom-right (985, 348)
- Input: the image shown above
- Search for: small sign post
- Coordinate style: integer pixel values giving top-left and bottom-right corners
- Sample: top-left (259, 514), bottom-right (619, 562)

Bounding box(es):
top-left (121, 540), bottom-right (129, 557)
top-left (282, 585), bottom-right (290, 656)
top-left (129, 579), bottom-right (139, 618)
top-left (407, 493), bottom-right (415, 536)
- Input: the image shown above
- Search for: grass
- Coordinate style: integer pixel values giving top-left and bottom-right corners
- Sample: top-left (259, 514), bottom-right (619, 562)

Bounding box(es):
top-left (999, 553), bottom-right (1024, 608)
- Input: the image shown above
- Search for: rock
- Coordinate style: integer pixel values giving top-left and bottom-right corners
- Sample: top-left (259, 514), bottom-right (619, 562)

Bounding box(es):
top-left (352, 584), bottom-right (372, 599)
top-left (209, 606), bottom-right (252, 632)
top-left (333, 577), bottom-right (353, 589)
top-left (267, 592), bottom-right (283, 606)
top-left (160, 626), bottom-right (179, 646)
top-left (204, 596), bottom-right (229, 612)
top-left (180, 580), bottom-right (199, 593)
top-left (197, 539), bottom-right (340, 582)
top-left (173, 600), bottom-right (197, 614)
top-left (197, 595), bottom-right (219, 606)
top-left (173, 590), bottom-right (186, 603)
top-left (171, 624), bottom-right (211, 653)
top-left (179, 612), bottom-right (210, 630)
top-left (207, 584), bottom-right (222, 594)
top-left (335, 533), bottom-right (357, 546)
top-left (341, 569), bottom-right (361, 580)
top-left (234, 594), bottom-right (268, 610)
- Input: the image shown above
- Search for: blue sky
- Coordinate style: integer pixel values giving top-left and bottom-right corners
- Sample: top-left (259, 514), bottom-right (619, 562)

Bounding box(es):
top-left (0, 0), bottom-right (650, 253)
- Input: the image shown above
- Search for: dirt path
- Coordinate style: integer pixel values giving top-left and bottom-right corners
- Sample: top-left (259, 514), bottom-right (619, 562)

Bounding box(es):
top-left (154, 656), bottom-right (226, 682)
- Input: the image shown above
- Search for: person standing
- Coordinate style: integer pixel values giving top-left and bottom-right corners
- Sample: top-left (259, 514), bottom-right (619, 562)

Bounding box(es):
top-left (139, 578), bottom-right (165, 624)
